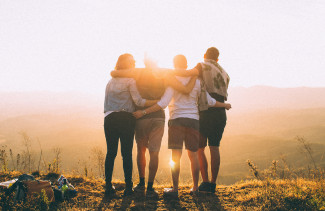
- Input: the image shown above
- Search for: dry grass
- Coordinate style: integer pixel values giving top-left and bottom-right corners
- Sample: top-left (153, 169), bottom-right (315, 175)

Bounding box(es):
top-left (0, 172), bottom-right (324, 210)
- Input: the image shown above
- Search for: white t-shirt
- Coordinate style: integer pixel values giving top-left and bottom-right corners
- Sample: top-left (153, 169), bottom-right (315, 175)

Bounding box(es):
top-left (157, 77), bottom-right (216, 120)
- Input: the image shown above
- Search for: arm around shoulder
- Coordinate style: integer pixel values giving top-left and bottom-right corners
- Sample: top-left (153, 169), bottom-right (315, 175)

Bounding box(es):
top-left (166, 75), bottom-right (197, 94)
top-left (173, 68), bottom-right (199, 77)
top-left (110, 68), bottom-right (145, 79)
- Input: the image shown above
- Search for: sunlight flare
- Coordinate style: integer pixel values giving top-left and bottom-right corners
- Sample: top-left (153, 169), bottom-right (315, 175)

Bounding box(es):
top-left (169, 159), bottom-right (175, 169)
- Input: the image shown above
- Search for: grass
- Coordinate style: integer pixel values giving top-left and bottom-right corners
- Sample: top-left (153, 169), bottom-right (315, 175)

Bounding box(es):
top-left (0, 172), bottom-right (324, 210)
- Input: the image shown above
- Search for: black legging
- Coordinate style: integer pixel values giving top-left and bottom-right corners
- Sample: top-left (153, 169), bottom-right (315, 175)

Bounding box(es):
top-left (104, 112), bottom-right (136, 185)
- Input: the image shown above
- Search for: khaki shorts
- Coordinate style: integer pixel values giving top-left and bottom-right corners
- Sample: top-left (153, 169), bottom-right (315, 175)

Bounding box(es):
top-left (135, 118), bottom-right (165, 152)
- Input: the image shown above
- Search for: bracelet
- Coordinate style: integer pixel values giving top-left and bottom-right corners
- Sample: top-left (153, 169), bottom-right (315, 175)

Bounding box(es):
top-left (142, 110), bottom-right (147, 115)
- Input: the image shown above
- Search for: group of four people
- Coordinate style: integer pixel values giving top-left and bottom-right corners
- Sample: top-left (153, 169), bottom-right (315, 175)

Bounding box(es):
top-left (103, 47), bottom-right (231, 198)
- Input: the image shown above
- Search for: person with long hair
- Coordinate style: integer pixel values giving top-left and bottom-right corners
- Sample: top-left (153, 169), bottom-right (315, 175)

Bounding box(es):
top-left (104, 53), bottom-right (157, 197)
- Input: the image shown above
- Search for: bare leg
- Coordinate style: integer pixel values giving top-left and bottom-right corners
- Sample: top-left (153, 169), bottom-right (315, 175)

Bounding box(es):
top-left (137, 145), bottom-right (147, 179)
top-left (197, 147), bottom-right (209, 182)
top-left (148, 151), bottom-right (159, 183)
top-left (171, 149), bottom-right (182, 191)
top-left (210, 146), bottom-right (220, 184)
top-left (187, 150), bottom-right (200, 191)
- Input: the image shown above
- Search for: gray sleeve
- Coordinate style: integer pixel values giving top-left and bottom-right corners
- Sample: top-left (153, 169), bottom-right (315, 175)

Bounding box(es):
top-left (104, 82), bottom-right (110, 113)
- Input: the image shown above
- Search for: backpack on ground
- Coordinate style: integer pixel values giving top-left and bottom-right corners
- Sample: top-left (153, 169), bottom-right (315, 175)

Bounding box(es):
top-left (6, 174), bottom-right (55, 202)
top-left (20, 180), bottom-right (55, 202)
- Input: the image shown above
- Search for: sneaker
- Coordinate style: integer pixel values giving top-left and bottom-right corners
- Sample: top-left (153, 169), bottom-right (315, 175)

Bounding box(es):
top-left (163, 188), bottom-right (178, 198)
top-left (198, 182), bottom-right (211, 193)
top-left (104, 185), bottom-right (116, 197)
top-left (134, 183), bottom-right (146, 193)
top-left (210, 183), bottom-right (216, 193)
top-left (146, 188), bottom-right (159, 198)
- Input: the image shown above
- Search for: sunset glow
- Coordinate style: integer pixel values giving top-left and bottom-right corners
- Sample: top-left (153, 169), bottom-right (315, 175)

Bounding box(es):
top-left (1, 0), bottom-right (324, 93)
top-left (0, 2), bottom-right (324, 209)
top-left (169, 159), bottom-right (176, 169)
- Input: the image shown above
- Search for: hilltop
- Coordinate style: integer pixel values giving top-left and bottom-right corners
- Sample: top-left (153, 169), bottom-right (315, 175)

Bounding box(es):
top-left (0, 172), bottom-right (324, 210)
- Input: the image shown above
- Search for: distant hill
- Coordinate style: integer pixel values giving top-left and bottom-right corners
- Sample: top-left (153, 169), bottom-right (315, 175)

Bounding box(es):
top-left (228, 86), bottom-right (325, 112)
top-left (1, 86), bottom-right (325, 117)
top-left (0, 91), bottom-right (101, 119)
top-left (227, 107), bottom-right (325, 141)
top-left (0, 86), bottom-right (324, 184)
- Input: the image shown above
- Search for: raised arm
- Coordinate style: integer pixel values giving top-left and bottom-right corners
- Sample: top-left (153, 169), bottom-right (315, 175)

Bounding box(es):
top-left (165, 75), bottom-right (197, 94)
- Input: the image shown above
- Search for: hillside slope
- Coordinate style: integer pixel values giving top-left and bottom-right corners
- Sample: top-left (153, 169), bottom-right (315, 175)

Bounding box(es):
top-left (0, 173), bottom-right (324, 210)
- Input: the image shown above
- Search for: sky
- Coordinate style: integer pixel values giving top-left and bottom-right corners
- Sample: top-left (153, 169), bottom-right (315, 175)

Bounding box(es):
top-left (1, 0), bottom-right (324, 94)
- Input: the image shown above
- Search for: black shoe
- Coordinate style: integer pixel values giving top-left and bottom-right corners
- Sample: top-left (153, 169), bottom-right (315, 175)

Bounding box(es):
top-left (146, 188), bottom-right (159, 198)
top-left (134, 183), bottom-right (146, 193)
top-left (210, 183), bottom-right (216, 193)
top-left (123, 183), bottom-right (134, 197)
top-left (198, 182), bottom-right (211, 193)
top-left (105, 184), bottom-right (116, 197)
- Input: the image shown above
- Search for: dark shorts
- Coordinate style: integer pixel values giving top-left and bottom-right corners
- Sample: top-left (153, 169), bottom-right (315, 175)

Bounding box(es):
top-left (135, 118), bottom-right (165, 152)
top-left (199, 108), bottom-right (227, 148)
top-left (168, 118), bottom-right (200, 152)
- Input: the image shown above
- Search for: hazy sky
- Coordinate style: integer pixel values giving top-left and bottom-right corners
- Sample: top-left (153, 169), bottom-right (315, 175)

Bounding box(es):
top-left (1, 0), bottom-right (324, 94)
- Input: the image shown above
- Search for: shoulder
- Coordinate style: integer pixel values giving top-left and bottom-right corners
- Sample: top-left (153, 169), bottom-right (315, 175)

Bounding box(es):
top-left (113, 77), bottom-right (135, 85)
top-left (195, 63), bottom-right (202, 71)
top-left (127, 78), bottom-right (136, 84)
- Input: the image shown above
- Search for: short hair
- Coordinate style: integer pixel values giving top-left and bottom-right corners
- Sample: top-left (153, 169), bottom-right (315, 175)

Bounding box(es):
top-left (115, 53), bottom-right (135, 70)
top-left (173, 54), bottom-right (187, 69)
top-left (205, 47), bottom-right (219, 60)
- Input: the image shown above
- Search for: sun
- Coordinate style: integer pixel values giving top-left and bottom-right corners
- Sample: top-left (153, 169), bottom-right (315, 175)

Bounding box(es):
top-left (169, 159), bottom-right (175, 169)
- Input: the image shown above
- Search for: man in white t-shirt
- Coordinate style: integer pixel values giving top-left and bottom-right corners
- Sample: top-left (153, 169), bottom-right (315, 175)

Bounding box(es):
top-left (172, 47), bottom-right (230, 193)
top-left (133, 55), bottom-right (231, 196)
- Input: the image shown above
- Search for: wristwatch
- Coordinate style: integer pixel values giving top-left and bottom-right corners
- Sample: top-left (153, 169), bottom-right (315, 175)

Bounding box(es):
top-left (142, 110), bottom-right (147, 115)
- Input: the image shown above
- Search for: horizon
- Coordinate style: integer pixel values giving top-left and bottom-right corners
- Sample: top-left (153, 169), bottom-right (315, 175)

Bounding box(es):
top-left (1, 85), bottom-right (325, 96)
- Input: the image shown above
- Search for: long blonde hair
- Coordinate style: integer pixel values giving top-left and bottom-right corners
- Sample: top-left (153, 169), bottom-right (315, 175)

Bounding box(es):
top-left (115, 53), bottom-right (135, 70)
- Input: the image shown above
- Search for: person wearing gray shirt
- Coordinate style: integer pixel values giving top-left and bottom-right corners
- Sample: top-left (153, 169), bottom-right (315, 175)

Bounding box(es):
top-left (104, 53), bottom-right (157, 197)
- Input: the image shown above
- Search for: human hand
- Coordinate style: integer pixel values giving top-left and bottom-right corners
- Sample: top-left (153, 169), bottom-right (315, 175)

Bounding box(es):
top-left (133, 110), bottom-right (144, 119)
top-left (144, 56), bottom-right (158, 69)
top-left (225, 103), bottom-right (232, 110)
